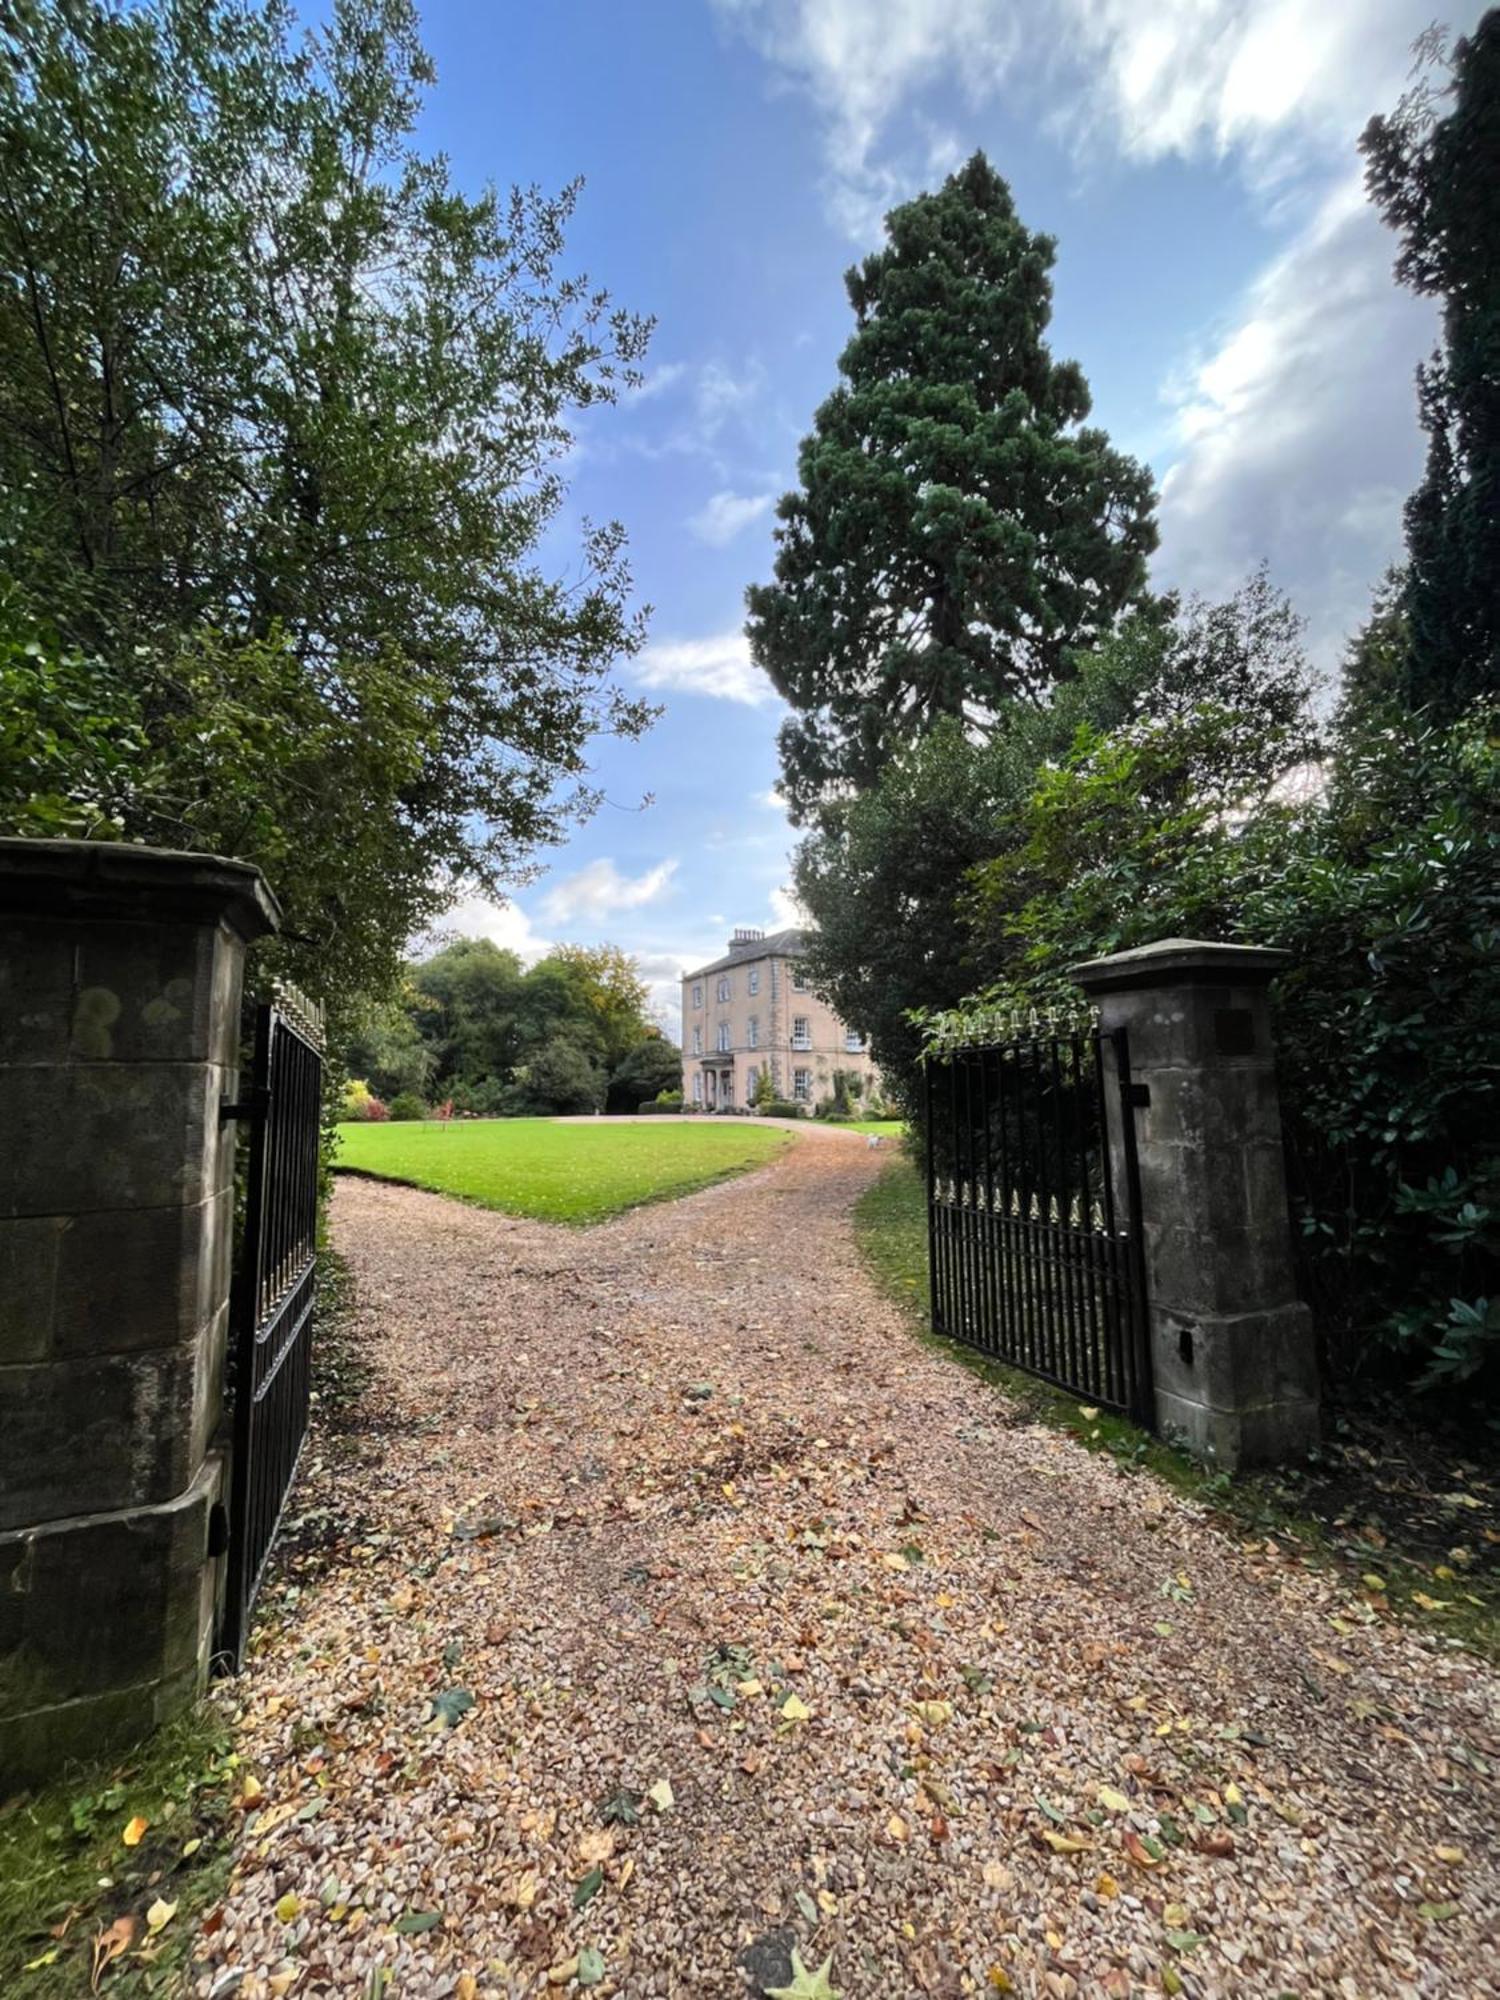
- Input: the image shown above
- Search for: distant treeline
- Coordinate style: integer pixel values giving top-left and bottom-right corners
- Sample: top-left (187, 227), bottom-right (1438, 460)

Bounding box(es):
top-left (339, 938), bottom-right (680, 1117)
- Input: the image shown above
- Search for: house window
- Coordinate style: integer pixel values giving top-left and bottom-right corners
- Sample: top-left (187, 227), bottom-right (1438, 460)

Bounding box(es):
top-left (691, 982), bottom-right (702, 1008)
top-left (692, 1073), bottom-right (703, 1104)
top-left (717, 1022), bottom-right (731, 1052)
top-left (717, 975), bottom-right (731, 1002)
top-left (746, 1064), bottom-right (758, 1100)
top-left (792, 1015), bottom-right (811, 1050)
top-left (791, 966), bottom-right (809, 991)
top-left (793, 1068), bottom-right (812, 1102)
top-left (691, 1026), bottom-right (702, 1055)
top-left (748, 1015), bottom-right (759, 1048)
top-left (844, 1031), bottom-right (864, 1053)
top-left (748, 967), bottom-right (760, 994)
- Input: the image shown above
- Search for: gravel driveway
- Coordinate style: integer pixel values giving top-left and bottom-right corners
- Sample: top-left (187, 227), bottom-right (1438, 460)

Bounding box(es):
top-left (198, 1140), bottom-right (1500, 2000)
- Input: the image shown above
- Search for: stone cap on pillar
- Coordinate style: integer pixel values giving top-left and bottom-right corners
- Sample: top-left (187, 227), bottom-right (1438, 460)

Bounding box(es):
top-left (0, 837), bottom-right (281, 942)
top-left (1069, 937), bottom-right (1290, 995)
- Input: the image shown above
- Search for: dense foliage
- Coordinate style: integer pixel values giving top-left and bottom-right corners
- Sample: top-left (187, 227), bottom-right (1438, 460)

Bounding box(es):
top-left (961, 702), bottom-right (1499, 1388)
top-left (0, 0), bottom-right (650, 1018)
top-left (342, 936), bottom-right (673, 1117)
top-left (1361, 15), bottom-right (1500, 723)
top-left (748, 153), bottom-right (1158, 821)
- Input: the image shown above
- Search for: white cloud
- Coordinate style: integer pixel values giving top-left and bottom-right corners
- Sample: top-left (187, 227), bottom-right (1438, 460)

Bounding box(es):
top-left (714, 1), bottom-right (1447, 233)
top-left (426, 893), bottom-right (552, 964)
top-left (541, 857), bottom-right (679, 926)
top-left (629, 360), bottom-right (690, 401)
top-left (752, 785), bottom-right (789, 812)
top-left (689, 488), bottom-right (777, 545)
top-left (770, 882), bottom-right (811, 931)
top-left (696, 358), bottom-right (766, 431)
top-left (635, 629), bottom-right (776, 706)
top-left (1157, 175), bottom-right (1434, 673)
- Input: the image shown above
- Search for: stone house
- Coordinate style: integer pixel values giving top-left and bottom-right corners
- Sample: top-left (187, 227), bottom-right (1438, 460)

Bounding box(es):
top-left (679, 927), bottom-right (878, 1110)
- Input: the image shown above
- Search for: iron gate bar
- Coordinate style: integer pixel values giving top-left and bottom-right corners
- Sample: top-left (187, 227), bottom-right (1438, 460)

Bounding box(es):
top-left (220, 989), bottom-right (324, 1669)
top-left (923, 1021), bottom-right (1153, 1424)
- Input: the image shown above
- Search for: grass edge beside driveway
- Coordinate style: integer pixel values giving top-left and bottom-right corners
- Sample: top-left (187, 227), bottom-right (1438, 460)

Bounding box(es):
top-left (333, 1116), bottom-right (792, 1225)
top-left (853, 1155), bottom-right (1500, 1661)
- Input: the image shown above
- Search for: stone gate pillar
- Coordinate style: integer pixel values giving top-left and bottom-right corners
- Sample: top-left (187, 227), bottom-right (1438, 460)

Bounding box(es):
top-left (0, 838), bottom-right (279, 1787)
top-left (1070, 939), bottom-right (1320, 1469)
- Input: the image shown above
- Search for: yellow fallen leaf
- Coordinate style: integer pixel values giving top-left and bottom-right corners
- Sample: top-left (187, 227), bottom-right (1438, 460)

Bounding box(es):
top-left (1412, 1592), bottom-right (1450, 1612)
top-left (181, 1837), bottom-right (202, 1858)
top-left (1223, 1783), bottom-right (1243, 1807)
top-left (1039, 1830), bottom-right (1092, 1853)
top-left (914, 1700), bottom-right (952, 1727)
top-left (268, 1972), bottom-right (300, 1998)
top-left (240, 1775), bottom-right (264, 1807)
top-left (457, 1979), bottom-right (479, 2000)
top-left (1163, 1902), bottom-right (1189, 1928)
top-left (1434, 1844), bottom-right (1465, 1864)
top-left (736, 1678), bottom-right (764, 1697)
top-left (988, 1971), bottom-right (1015, 1993)
top-left (1097, 1786), bottom-right (1131, 1813)
top-left (275, 1892), bottom-right (301, 1924)
top-left (886, 1814), bottom-right (910, 1842)
top-left (781, 1694), bottom-right (811, 1722)
top-left (647, 1778), bottom-right (674, 1813)
top-left (122, 1816), bottom-right (148, 1847)
top-left (1095, 1872), bottom-right (1119, 1899)
top-left (1078, 1406), bottom-right (1099, 1420)
top-left (817, 1889), bottom-right (838, 1916)
top-left (146, 1898), bottom-right (177, 1934)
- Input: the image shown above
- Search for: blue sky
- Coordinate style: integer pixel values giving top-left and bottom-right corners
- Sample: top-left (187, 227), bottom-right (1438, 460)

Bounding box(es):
top-left (414, 0), bottom-right (1478, 1030)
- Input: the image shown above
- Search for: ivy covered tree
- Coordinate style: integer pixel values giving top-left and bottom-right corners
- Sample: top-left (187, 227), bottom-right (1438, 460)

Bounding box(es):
top-left (747, 152), bottom-right (1158, 821)
top-left (1362, 13), bottom-right (1500, 722)
top-left (0, 0), bottom-right (651, 1012)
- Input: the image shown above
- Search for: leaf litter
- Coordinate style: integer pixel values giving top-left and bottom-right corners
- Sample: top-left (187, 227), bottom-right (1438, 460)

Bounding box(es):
top-left (191, 1151), bottom-right (1500, 1997)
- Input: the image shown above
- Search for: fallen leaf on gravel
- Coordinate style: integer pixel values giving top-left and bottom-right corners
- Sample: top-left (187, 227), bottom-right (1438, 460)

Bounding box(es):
top-left (275, 1893), bottom-right (301, 1923)
top-left (547, 1958), bottom-right (579, 1986)
top-left (1418, 1901), bottom-right (1460, 1922)
top-left (1097, 1786), bottom-right (1131, 1813)
top-left (1434, 1844), bottom-right (1464, 1863)
top-left (647, 1778), bottom-right (675, 1813)
top-left (146, 1899), bottom-right (177, 1933)
top-left (577, 1829), bottom-right (615, 1864)
top-left (429, 1686), bottom-right (476, 1728)
top-left (239, 1775), bottom-right (264, 1807)
top-left (1038, 1830), bottom-right (1092, 1853)
top-left (577, 1946), bottom-right (606, 1986)
top-left (573, 1865), bottom-right (604, 1909)
top-left (886, 1813), bottom-right (910, 1842)
top-left (394, 1911), bottom-right (441, 1934)
top-left (780, 1693), bottom-right (811, 1722)
top-left (766, 1948), bottom-right (841, 1999)
top-left (1165, 1931), bottom-right (1204, 1955)
top-left (1124, 1831), bottom-right (1162, 1868)
top-left (914, 1699), bottom-right (952, 1726)
top-left (456, 1977), bottom-right (478, 2000)
top-left (1095, 1872), bottom-right (1119, 1898)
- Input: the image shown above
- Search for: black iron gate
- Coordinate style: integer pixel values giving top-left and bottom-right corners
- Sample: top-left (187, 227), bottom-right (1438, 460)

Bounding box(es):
top-left (924, 1018), bottom-right (1153, 1422)
top-left (219, 984), bottom-right (324, 1668)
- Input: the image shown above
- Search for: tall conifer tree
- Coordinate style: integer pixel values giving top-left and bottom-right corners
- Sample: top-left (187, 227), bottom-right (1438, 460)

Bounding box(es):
top-left (747, 154), bottom-right (1158, 820)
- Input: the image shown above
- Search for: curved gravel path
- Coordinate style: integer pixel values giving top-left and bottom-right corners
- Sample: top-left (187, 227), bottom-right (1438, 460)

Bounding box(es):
top-left (198, 1140), bottom-right (1500, 2000)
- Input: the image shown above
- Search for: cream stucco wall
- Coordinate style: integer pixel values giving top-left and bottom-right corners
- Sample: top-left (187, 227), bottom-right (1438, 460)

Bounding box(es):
top-left (679, 945), bottom-right (877, 1109)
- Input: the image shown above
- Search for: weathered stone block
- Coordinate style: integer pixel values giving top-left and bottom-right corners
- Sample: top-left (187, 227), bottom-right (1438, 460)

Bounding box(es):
top-left (0, 1193), bottom-right (232, 1363)
top-left (0, 1453), bottom-right (224, 1787)
top-left (0, 1331), bottom-right (220, 1530)
top-left (0, 1061), bottom-right (234, 1218)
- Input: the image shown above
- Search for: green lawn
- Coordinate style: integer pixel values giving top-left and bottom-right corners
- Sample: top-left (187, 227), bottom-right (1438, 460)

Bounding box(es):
top-left (843, 1117), bottom-right (906, 1136)
top-left (334, 1116), bottom-right (790, 1223)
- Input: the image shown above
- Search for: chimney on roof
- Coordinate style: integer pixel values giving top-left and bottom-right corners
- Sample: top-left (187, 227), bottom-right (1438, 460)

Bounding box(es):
top-left (731, 926), bottom-right (764, 948)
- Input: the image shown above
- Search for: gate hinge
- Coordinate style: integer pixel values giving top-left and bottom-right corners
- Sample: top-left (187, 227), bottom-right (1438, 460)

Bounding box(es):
top-left (220, 1084), bottom-right (269, 1124)
top-left (1123, 1082), bottom-right (1151, 1109)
